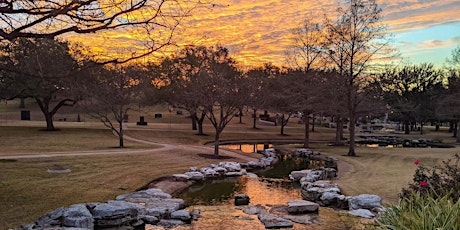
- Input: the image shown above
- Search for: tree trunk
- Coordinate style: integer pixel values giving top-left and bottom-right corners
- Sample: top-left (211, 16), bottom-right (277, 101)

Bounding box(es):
top-left (452, 120), bottom-right (459, 139)
top-left (280, 114), bottom-right (286, 135)
top-left (252, 108), bottom-right (257, 129)
top-left (44, 112), bottom-right (55, 131)
top-left (311, 116), bottom-right (315, 132)
top-left (36, 98), bottom-right (56, 131)
top-left (239, 109), bottom-right (243, 123)
top-left (214, 130), bottom-right (221, 156)
top-left (449, 121), bottom-right (454, 133)
top-left (456, 121), bottom-right (460, 142)
top-left (191, 111), bottom-right (197, 130)
top-left (197, 112), bottom-right (206, 135)
top-left (420, 122), bottom-right (424, 135)
top-left (335, 116), bottom-right (342, 145)
top-left (304, 115), bottom-right (310, 148)
top-left (348, 117), bottom-right (356, 156)
top-left (404, 121), bottom-right (410, 134)
top-left (118, 119), bottom-right (124, 148)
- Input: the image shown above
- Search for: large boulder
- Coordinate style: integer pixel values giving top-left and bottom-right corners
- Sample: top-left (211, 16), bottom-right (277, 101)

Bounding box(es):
top-left (349, 194), bottom-right (382, 211)
top-left (91, 201), bottom-right (145, 228)
top-left (286, 200), bottom-right (319, 214)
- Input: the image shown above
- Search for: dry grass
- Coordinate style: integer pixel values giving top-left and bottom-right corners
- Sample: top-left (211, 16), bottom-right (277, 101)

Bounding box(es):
top-left (0, 106), bottom-right (459, 229)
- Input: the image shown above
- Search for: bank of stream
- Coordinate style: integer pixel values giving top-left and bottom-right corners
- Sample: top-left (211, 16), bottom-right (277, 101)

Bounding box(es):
top-left (158, 144), bottom-right (365, 229)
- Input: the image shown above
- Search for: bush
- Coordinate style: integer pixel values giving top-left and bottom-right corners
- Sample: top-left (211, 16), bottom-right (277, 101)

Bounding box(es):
top-left (401, 154), bottom-right (460, 202)
top-left (376, 191), bottom-right (460, 230)
top-left (375, 154), bottom-right (460, 229)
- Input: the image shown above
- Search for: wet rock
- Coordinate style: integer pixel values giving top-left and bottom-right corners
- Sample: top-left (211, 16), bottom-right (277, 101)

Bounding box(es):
top-left (349, 194), bottom-right (381, 210)
top-left (62, 204), bottom-right (94, 228)
top-left (258, 214), bottom-right (293, 229)
top-left (235, 194), bottom-right (250, 206)
top-left (286, 200), bottom-right (319, 214)
top-left (348, 209), bottom-right (375, 218)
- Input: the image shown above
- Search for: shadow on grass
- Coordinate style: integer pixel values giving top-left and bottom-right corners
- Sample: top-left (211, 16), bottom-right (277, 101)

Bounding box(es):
top-left (198, 153), bottom-right (233, 160)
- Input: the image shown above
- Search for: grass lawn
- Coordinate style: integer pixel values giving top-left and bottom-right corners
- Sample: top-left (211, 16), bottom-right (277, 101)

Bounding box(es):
top-left (0, 112), bottom-right (458, 229)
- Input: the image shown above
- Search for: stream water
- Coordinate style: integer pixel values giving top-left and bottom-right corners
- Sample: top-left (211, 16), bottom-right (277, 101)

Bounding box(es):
top-left (145, 145), bottom-right (359, 229)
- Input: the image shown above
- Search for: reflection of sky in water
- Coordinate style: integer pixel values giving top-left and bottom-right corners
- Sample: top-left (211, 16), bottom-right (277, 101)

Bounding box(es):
top-left (222, 144), bottom-right (273, 153)
top-left (147, 177), bottom-right (365, 229)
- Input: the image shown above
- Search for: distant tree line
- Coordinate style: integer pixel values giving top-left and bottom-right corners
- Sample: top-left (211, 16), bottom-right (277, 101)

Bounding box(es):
top-left (0, 0), bottom-right (459, 155)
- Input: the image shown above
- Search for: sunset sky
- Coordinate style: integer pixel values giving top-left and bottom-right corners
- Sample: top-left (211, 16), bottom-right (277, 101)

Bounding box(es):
top-left (70, 0), bottom-right (460, 68)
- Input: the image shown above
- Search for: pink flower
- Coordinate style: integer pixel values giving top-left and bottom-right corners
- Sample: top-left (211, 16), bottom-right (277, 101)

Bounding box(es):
top-left (414, 159), bottom-right (420, 165)
top-left (420, 180), bottom-right (427, 187)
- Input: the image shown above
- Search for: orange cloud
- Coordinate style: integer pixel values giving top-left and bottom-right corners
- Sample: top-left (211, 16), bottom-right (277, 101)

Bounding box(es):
top-left (65, 0), bottom-right (460, 67)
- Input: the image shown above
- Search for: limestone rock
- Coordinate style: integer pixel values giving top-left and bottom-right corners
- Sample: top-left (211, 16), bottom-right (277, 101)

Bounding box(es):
top-left (184, 171), bottom-right (205, 181)
top-left (258, 214), bottom-right (293, 229)
top-left (286, 200), bottom-right (319, 214)
top-left (243, 205), bottom-right (267, 215)
top-left (289, 169), bottom-right (311, 181)
top-left (62, 204), bottom-right (94, 229)
top-left (171, 210), bottom-right (192, 223)
top-left (348, 209), bottom-right (375, 218)
top-left (349, 194), bottom-right (381, 210)
top-left (91, 201), bottom-right (144, 227)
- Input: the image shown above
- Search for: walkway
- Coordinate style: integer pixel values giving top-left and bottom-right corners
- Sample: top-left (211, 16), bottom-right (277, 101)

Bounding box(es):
top-left (0, 134), bottom-right (260, 162)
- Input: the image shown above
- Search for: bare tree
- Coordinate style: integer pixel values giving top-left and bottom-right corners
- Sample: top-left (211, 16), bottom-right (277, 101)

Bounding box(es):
top-left (0, 0), bottom-right (203, 63)
top-left (245, 64), bottom-right (281, 129)
top-left (156, 46), bottom-right (212, 135)
top-left (286, 18), bottom-right (326, 147)
top-left (0, 38), bottom-right (87, 130)
top-left (84, 65), bottom-right (144, 148)
top-left (196, 46), bottom-right (246, 156)
top-left (324, 0), bottom-right (392, 156)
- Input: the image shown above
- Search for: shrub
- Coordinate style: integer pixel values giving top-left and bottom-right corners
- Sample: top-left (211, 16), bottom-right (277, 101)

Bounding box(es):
top-left (376, 191), bottom-right (460, 230)
top-left (401, 154), bottom-right (460, 202)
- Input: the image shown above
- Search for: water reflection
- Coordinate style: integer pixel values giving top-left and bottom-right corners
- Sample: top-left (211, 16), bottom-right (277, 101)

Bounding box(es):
top-left (180, 176), bottom-right (301, 206)
top-left (221, 143), bottom-right (274, 153)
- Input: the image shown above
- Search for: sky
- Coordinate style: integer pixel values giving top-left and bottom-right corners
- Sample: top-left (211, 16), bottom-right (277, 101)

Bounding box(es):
top-left (70, 0), bottom-right (460, 68)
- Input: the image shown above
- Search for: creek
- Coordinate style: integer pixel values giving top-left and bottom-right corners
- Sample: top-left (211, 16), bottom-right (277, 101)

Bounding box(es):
top-left (152, 145), bottom-right (352, 230)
